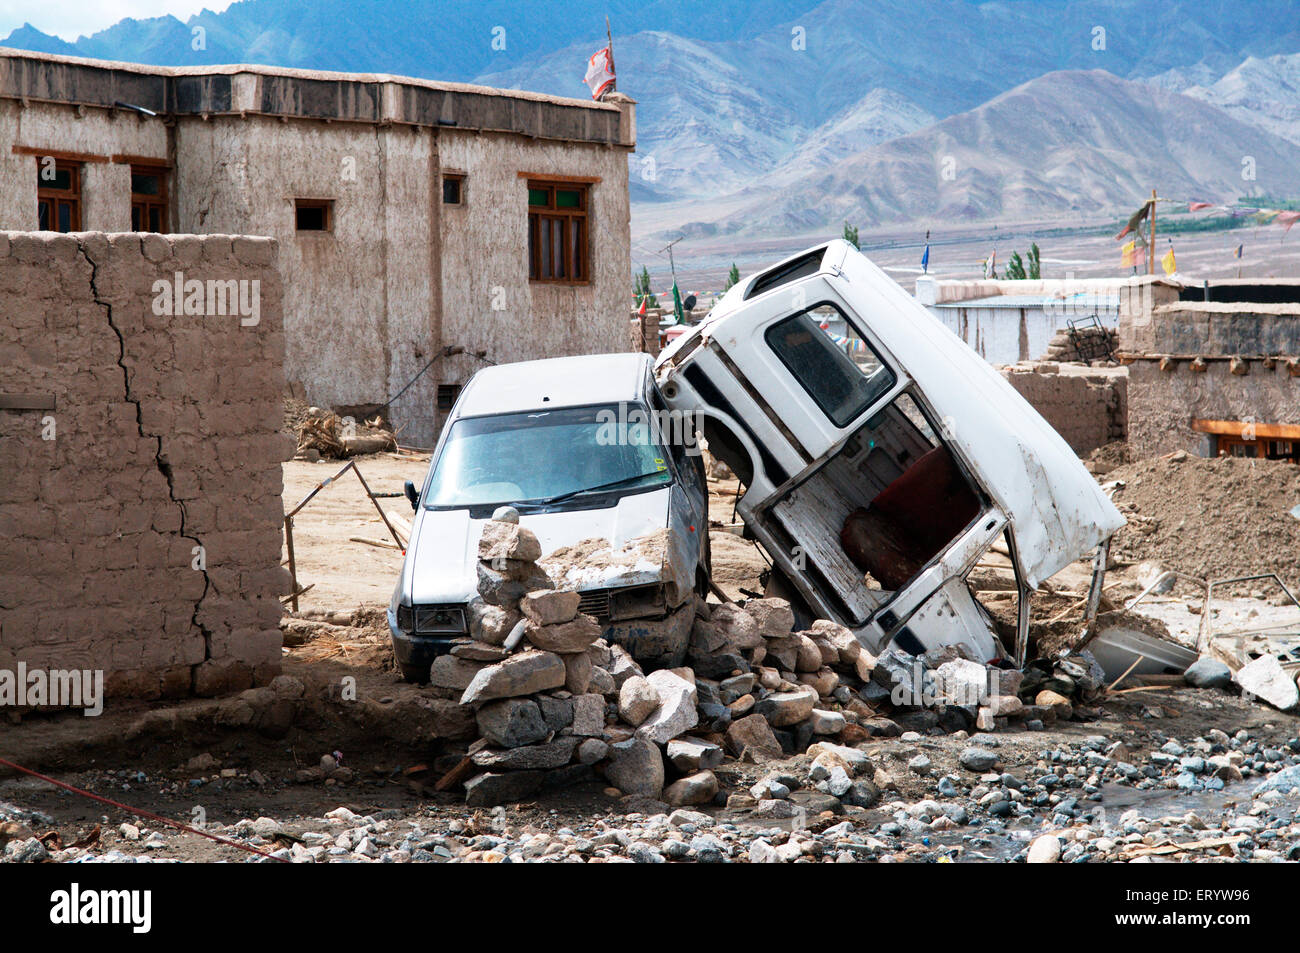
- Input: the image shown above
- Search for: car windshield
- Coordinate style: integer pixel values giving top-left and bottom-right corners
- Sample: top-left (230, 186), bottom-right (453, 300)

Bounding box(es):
top-left (424, 403), bottom-right (674, 508)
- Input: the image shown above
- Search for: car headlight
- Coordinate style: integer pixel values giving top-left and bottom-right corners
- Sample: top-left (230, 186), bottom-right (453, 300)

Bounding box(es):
top-left (414, 605), bottom-right (467, 635)
top-left (608, 584), bottom-right (667, 622)
top-left (396, 604), bottom-right (414, 633)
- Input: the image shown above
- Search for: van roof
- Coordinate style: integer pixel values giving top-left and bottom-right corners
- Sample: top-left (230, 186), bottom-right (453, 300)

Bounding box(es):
top-left (456, 352), bottom-right (652, 418)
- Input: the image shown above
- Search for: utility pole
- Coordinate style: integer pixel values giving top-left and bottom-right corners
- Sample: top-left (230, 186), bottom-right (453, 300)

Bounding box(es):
top-left (660, 236), bottom-right (685, 323)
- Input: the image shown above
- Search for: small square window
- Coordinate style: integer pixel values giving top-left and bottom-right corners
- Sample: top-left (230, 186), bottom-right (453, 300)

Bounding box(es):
top-left (437, 384), bottom-right (462, 411)
top-left (442, 174), bottom-right (465, 205)
top-left (295, 199), bottom-right (332, 231)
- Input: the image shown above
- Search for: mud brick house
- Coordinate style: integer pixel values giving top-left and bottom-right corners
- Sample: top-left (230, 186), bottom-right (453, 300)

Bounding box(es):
top-left (0, 47), bottom-right (637, 446)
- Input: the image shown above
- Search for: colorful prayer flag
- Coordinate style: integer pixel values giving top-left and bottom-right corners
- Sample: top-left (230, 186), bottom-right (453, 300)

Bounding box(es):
top-left (1120, 239), bottom-right (1140, 268)
top-left (1115, 201), bottom-right (1152, 240)
top-left (583, 46), bottom-right (616, 99)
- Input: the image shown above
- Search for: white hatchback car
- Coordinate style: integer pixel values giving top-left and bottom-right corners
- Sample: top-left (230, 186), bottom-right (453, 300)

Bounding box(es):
top-left (388, 352), bottom-right (710, 681)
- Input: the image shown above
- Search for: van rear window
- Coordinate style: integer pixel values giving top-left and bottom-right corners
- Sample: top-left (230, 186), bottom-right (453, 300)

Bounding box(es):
top-left (744, 248), bottom-right (824, 299)
top-left (765, 303), bottom-right (895, 427)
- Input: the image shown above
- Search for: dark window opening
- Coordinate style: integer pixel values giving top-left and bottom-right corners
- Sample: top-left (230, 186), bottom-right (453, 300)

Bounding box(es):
top-left (745, 248), bottom-right (825, 299)
top-left (442, 174), bottom-right (465, 205)
top-left (295, 199), bottom-right (332, 232)
top-left (527, 180), bottom-right (589, 284)
top-left (436, 384), bottom-right (462, 411)
top-left (36, 160), bottom-right (81, 233)
top-left (130, 165), bottom-right (168, 233)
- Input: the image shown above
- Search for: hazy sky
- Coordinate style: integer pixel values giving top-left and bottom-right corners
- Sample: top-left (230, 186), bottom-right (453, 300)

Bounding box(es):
top-left (0, 1), bottom-right (235, 41)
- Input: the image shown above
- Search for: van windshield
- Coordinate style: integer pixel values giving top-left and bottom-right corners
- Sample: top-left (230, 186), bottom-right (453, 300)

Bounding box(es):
top-left (424, 403), bottom-right (673, 508)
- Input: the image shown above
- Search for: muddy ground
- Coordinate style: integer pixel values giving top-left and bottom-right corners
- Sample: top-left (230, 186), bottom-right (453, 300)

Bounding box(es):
top-left (3, 454), bottom-right (1298, 864)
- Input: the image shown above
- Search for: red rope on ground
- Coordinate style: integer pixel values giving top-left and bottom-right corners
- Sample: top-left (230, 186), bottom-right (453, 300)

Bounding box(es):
top-left (0, 755), bottom-right (289, 862)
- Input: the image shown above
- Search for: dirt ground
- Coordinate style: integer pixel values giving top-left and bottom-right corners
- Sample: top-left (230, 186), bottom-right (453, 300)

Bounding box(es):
top-left (4, 451), bottom-right (1297, 864)
top-left (280, 456), bottom-right (771, 614)
top-left (281, 453), bottom-right (430, 612)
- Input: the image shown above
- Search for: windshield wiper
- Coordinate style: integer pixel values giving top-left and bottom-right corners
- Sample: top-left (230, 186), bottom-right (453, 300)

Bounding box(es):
top-left (528, 470), bottom-right (667, 506)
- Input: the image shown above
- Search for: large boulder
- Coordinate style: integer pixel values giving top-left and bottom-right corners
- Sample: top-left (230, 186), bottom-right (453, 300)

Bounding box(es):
top-left (467, 601), bottom-right (523, 646)
top-left (1183, 656), bottom-right (1232, 689)
top-left (707, 603), bottom-right (764, 650)
top-left (525, 614), bottom-right (602, 654)
top-left (605, 735), bottom-right (664, 798)
top-left (478, 521), bottom-right (542, 562)
top-left (725, 713), bottom-right (783, 759)
top-left (638, 669), bottom-right (699, 744)
top-left (1234, 655), bottom-right (1299, 710)
top-left (744, 598), bottom-right (795, 638)
top-left (460, 650), bottom-right (566, 705)
top-left (475, 698), bottom-right (549, 748)
top-left (464, 770), bottom-right (545, 807)
top-left (663, 770), bottom-right (719, 807)
top-left (471, 737), bottom-right (579, 771)
top-left (476, 561), bottom-right (554, 607)
top-left (754, 686), bottom-right (817, 727)
top-left (429, 655), bottom-right (487, 691)
top-left (520, 589), bottom-right (581, 626)
top-left (618, 675), bottom-right (660, 727)
top-left (666, 737), bottom-right (724, 772)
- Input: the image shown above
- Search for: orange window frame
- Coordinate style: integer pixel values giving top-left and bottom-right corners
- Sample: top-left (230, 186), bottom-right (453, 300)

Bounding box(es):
top-left (527, 181), bottom-right (589, 284)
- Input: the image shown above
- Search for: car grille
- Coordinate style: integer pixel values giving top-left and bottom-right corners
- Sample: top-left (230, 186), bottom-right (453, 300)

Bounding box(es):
top-left (577, 589), bottom-right (612, 619)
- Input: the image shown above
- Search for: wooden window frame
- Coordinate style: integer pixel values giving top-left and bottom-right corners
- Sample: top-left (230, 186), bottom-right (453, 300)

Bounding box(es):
top-left (294, 198), bottom-right (334, 233)
top-left (130, 164), bottom-right (169, 234)
top-left (36, 159), bottom-right (81, 233)
top-left (442, 172), bottom-right (466, 206)
top-left (527, 180), bottom-right (590, 285)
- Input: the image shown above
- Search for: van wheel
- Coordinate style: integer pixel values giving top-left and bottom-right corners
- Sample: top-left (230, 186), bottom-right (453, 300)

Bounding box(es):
top-left (399, 663), bottom-right (429, 684)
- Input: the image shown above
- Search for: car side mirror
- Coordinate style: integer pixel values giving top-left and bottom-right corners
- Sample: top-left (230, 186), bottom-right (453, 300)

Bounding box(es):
top-left (404, 480), bottom-right (419, 511)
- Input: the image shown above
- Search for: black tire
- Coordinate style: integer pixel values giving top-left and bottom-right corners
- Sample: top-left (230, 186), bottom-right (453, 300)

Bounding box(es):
top-left (399, 662), bottom-right (429, 684)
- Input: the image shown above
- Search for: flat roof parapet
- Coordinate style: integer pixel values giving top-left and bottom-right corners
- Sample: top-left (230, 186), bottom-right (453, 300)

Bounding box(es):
top-left (0, 46), bottom-right (631, 146)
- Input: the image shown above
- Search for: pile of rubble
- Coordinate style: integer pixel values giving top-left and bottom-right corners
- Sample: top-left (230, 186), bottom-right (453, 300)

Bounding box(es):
top-left (1040, 325), bottom-right (1118, 363)
top-left (286, 397), bottom-right (397, 460)
top-left (427, 512), bottom-right (1109, 807)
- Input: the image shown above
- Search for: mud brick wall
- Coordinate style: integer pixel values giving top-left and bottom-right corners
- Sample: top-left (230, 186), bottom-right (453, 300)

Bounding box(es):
top-left (999, 362), bottom-right (1128, 455)
top-left (1127, 358), bottom-right (1300, 457)
top-left (0, 231), bottom-right (295, 699)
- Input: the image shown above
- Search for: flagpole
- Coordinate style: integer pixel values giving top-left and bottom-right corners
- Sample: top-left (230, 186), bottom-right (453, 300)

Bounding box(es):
top-left (1148, 188), bottom-right (1157, 276)
top-left (606, 16), bottom-right (616, 93)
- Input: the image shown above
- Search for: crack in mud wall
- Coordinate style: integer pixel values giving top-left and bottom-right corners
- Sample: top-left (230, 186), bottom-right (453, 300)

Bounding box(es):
top-left (0, 231), bottom-right (295, 699)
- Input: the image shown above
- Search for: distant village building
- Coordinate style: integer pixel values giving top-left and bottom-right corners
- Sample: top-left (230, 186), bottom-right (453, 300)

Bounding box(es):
top-left (916, 275), bottom-right (1300, 461)
top-left (0, 48), bottom-right (637, 445)
top-left (915, 275), bottom-right (1122, 364)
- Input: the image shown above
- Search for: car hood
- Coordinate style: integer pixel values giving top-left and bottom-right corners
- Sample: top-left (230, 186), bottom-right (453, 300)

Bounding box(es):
top-left (404, 487), bottom-right (674, 604)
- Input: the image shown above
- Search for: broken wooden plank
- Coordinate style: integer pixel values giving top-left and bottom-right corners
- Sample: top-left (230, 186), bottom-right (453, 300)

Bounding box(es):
top-left (349, 535), bottom-right (403, 551)
top-left (434, 756), bottom-right (477, 792)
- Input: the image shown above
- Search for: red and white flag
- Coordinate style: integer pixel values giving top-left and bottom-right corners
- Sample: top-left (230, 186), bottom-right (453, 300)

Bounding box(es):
top-left (584, 46), bottom-right (615, 99)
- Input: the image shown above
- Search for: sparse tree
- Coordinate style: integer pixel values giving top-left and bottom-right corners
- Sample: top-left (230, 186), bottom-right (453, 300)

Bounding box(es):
top-left (1027, 242), bottom-right (1042, 280)
top-left (842, 222), bottom-right (860, 249)
top-left (722, 262), bottom-right (741, 291)
top-left (634, 265), bottom-right (658, 308)
top-left (1005, 251), bottom-right (1026, 280)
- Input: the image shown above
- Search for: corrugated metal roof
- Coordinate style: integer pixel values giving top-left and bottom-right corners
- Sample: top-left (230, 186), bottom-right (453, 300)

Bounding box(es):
top-left (930, 293), bottom-right (1121, 309)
